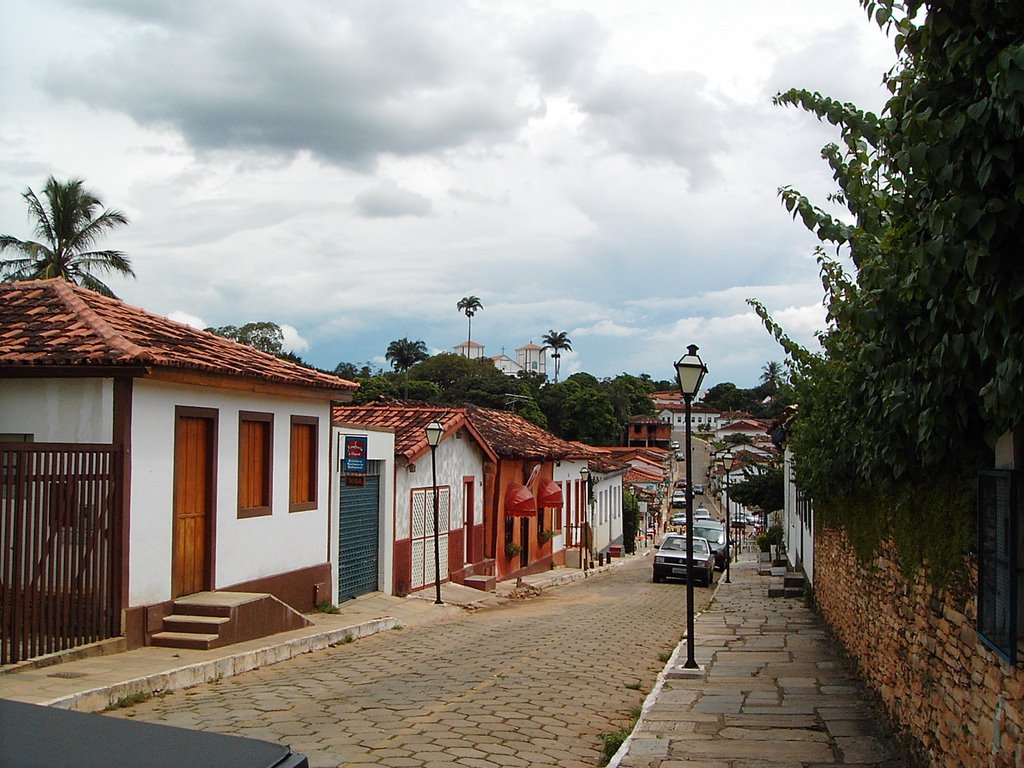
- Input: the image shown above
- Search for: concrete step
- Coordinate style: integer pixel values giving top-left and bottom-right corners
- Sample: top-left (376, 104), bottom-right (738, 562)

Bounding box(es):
top-left (162, 614), bottom-right (230, 635)
top-left (463, 574), bottom-right (496, 592)
top-left (151, 631), bottom-right (219, 650)
top-left (783, 574), bottom-right (805, 589)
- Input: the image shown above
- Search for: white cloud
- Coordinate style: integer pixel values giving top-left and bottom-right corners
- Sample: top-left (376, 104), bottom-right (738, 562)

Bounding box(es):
top-left (166, 310), bottom-right (206, 329)
top-left (280, 324), bottom-right (311, 354)
top-left (0, 0), bottom-right (896, 388)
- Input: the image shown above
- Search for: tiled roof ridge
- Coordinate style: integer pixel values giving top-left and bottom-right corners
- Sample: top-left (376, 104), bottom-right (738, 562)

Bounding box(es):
top-left (51, 279), bottom-right (155, 363)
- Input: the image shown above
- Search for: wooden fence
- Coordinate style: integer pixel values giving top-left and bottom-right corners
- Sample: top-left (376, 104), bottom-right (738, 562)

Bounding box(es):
top-left (1, 444), bottom-right (122, 665)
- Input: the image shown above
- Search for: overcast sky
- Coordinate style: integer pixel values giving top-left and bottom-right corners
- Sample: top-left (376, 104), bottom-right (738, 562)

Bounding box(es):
top-left (0, 0), bottom-right (896, 388)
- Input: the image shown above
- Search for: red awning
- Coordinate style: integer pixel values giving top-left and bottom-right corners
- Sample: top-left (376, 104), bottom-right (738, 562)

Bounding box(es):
top-left (537, 479), bottom-right (564, 507)
top-left (504, 484), bottom-right (538, 517)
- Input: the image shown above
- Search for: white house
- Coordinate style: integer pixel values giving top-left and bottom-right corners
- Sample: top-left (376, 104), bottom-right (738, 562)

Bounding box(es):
top-left (0, 278), bottom-right (357, 661)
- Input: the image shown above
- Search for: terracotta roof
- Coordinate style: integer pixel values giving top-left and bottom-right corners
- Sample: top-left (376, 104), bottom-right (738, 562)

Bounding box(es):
top-left (333, 402), bottom-right (497, 463)
top-left (625, 467), bottom-right (662, 483)
top-left (464, 405), bottom-right (576, 460)
top-left (0, 279), bottom-right (357, 394)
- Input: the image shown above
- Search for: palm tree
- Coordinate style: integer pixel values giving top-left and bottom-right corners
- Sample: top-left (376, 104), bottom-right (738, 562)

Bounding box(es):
top-left (760, 361), bottom-right (783, 393)
top-left (385, 337), bottom-right (429, 398)
top-left (541, 330), bottom-right (572, 383)
top-left (456, 296), bottom-right (483, 349)
top-left (0, 176), bottom-right (133, 297)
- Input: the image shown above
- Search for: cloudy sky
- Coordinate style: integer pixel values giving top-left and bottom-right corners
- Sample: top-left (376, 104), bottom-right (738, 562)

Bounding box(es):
top-left (1, 0), bottom-right (896, 387)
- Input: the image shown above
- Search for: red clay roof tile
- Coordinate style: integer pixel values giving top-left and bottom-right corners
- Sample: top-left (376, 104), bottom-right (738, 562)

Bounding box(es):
top-left (0, 278), bottom-right (357, 394)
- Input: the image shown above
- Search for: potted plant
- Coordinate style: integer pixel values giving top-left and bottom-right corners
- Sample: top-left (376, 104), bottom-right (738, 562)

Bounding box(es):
top-left (505, 541), bottom-right (522, 557)
top-left (538, 529), bottom-right (557, 543)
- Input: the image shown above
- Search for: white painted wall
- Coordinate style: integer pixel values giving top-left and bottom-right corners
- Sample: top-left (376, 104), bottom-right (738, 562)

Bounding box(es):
top-left (554, 460), bottom-right (587, 554)
top-left (129, 380), bottom-right (334, 605)
top-left (592, 470), bottom-right (625, 555)
top-left (783, 447), bottom-right (814, 584)
top-left (331, 426), bottom-right (395, 599)
top-left (0, 378), bottom-right (112, 442)
top-left (394, 428), bottom-right (487, 563)
top-left (1, 376), bottom-right (340, 608)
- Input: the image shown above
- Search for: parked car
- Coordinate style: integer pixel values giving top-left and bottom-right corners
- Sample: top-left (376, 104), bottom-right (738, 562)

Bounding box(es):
top-left (671, 490), bottom-right (686, 509)
top-left (0, 698), bottom-right (309, 768)
top-left (694, 507), bottom-right (711, 521)
top-left (674, 479), bottom-right (687, 489)
top-left (670, 441), bottom-right (680, 449)
top-left (674, 451), bottom-right (685, 461)
top-left (652, 534), bottom-right (715, 586)
top-left (692, 483), bottom-right (705, 495)
top-left (692, 520), bottom-right (729, 570)
top-left (669, 512), bottom-right (687, 527)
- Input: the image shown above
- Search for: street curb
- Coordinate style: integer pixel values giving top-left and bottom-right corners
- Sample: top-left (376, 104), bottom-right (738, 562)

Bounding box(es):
top-left (43, 616), bottom-right (403, 712)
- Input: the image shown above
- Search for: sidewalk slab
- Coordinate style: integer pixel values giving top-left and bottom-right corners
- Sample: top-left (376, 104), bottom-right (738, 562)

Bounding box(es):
top-left (609, 557), bottom-right (903, 768)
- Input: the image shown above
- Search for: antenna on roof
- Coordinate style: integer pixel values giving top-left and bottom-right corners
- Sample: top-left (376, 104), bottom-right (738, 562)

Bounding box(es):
top-left (503, 393), bottom-right (529, 412)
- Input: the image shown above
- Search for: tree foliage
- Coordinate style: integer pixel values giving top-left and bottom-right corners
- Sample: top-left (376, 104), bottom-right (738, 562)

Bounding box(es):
top-left (1, 176), bottom-right (132, 297)
top-left (541, 330), bottom-right (572, 383)
top-left (208, 321), bottom-right (285, 354)
top-left (456, 296), bottom-right (483, 346)
top-left (728, 463), bottom-right (785, 520)
top-left (752, 0), bottom-right (1024, 581)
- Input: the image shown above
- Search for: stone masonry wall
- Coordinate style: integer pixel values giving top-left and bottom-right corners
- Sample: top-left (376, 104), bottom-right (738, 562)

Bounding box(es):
top-left (814, 527), bottom-right (1023, 767)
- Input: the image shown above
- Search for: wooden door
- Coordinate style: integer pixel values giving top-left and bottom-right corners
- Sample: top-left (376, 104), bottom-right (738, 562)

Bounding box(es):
top-left (173, 412), bottom-right (215, 598)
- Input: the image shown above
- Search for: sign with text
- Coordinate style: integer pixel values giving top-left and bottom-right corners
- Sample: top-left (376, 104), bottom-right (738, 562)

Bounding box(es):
top-left (343, 435), bottom-right (368, 474)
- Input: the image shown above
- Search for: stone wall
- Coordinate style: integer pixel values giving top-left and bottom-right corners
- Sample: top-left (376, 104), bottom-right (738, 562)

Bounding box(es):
top-left (814, 526), bottom-right (1023, 767)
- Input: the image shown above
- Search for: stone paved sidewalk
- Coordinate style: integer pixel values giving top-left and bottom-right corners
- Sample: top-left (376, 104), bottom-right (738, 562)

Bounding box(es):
top-left (610, 558), bottom-right (906, 767)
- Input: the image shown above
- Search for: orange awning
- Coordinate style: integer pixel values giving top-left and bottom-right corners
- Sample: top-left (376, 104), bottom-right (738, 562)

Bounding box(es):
top-left (537, 479), bottom-right (564, 507)
top-left (504, 484), bottom-right (538, 517)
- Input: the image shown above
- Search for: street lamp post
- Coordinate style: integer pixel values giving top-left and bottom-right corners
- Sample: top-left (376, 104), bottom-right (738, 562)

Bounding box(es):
top-left (425, 421), bottom-right (445, 605)
top-left (675, 344), bottom-right (707, 670)
top-left (722, 450), bottom-right (734, 584)
top-left (579, 467), bottom-right (591, 572)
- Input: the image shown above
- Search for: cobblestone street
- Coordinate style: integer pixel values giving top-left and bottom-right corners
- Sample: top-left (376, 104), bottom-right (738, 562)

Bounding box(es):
top-left (107, 556), bottom-right (710, 767)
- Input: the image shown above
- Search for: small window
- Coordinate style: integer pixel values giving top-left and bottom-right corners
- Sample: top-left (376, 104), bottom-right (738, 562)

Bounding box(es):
top-left (238, 412), bottom-right (273, 518)
top-left (977, 469), bottom-right (1020, 664)
top-left (289, 416), bottom-right (318, 512)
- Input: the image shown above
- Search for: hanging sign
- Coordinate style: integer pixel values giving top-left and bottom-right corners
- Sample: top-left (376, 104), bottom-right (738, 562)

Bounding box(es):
top-left (343, 435), bottom-right (368, 473)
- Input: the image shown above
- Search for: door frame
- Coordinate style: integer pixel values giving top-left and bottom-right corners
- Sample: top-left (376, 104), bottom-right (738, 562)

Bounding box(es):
top-left (172, 406), bottom-right (218, 598)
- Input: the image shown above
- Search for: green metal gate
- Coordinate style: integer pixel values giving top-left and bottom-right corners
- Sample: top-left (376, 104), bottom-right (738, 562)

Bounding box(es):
top-left (338, 464), bottom-right (380, 601)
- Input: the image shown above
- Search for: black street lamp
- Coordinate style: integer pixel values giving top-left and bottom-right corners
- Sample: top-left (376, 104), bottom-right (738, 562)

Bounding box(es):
top-left (579, 466), bottom-right (591, 572)
top-left (425, 421), bottom-right (445, 605)
top-left (674, 344), bottom-right (707, 670)
top-left (722, 450), bottom-right (734, 584)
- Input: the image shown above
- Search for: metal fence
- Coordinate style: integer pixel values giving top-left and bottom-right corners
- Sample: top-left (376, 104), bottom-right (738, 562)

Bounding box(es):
top-left (1, 444), bottom-right (123, 665)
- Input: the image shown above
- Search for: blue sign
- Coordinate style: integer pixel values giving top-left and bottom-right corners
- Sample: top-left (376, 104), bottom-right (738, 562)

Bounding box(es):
top-left (343, 435), bottom-right (368, 473)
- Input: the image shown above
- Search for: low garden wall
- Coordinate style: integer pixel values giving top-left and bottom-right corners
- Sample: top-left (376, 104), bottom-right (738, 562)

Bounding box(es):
top-left (814, 526), bottom-right (1022, 767)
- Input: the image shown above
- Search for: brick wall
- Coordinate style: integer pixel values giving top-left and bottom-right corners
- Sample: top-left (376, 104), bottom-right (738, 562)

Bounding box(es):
top-left (814, 527), bottom-right (1023, 767)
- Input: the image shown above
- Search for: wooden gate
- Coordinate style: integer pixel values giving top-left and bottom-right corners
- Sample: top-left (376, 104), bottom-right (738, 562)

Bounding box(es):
top-left (0, 444), bottom-right (122, 665)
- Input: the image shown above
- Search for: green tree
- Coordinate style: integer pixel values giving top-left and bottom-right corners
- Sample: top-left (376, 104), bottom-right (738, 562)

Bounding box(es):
top-left (728, 463), bottom-right (784, 528)
top-left (1, 176), bottom-right (132, 297)
top-left (456, 296), bottom-right (483, 347)
top-left (751, 0), bottom-right (1024, 582)
top-left (208, 321), bottom-right (284, 355)
top-left (334, 361), bottom-right (377, 379)
top-left (605, 373), bottom-right (656, 424)
top-left (759, 361), bottom-right (783, 393)
top-left (385, 338), bottom-right (429, 398)
top-left (541, 330), bottom-right (572, 383)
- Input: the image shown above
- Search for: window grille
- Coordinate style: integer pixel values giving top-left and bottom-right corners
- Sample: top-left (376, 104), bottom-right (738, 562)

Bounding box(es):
top-left (977, 469), bottom-right (1019, 664)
